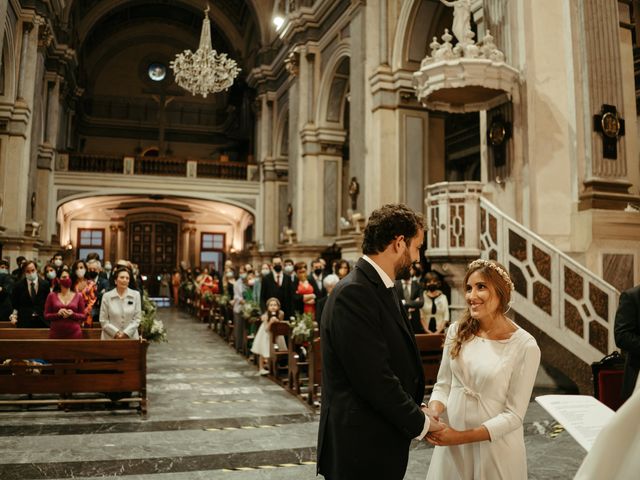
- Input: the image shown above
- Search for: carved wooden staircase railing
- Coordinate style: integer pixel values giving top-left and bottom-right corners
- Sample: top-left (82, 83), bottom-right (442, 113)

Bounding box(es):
top-left (426, 182), bottom-right (620, 373)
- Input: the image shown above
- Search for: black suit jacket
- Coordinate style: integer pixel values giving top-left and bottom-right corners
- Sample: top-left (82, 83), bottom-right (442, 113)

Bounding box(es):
top-left (614, 286), bottom-right (640, 401)
top-left (0, 273), bottom-right (14, 321)
top-left (260, 272), bottom-right (293, 319)
top-left (395, 279), bottom-right (424, 333)
top-left (317, 258), bottom-right (425, 480)
top-left (309, 274), bottom-right (327, 300)
top-left (11, 278), bottom-right (50, 328)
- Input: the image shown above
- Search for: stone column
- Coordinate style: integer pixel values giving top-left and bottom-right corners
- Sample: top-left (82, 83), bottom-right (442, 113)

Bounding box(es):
top-left (257, 93), bottom-right (281, 251)
top-left (188, 227), bottom-right (197, 267)
top-left (0, 18), bottom-right (41, 259)
top-left (577, 0), bottom-right (639, 209)
top-left (0, 1), bottom-right (8, 56)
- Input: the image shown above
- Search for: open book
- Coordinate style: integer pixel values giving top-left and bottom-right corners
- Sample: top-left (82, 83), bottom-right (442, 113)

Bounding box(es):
top-left (535, 395), bottom-right (615, 452)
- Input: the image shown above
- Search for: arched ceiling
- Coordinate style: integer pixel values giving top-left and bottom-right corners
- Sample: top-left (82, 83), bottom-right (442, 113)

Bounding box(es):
top-left (65, 0), bottom-right (271, 77)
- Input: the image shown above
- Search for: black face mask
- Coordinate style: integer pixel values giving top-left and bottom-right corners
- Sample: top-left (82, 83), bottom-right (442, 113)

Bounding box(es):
top-left (426, 284), bottom-right (438, 292)
top-left (273, 265), bottom-right (283, 273)
top-left (86, 271), bottom-right (99, 281)
top-left (314, 268), bottom-right (323, 276)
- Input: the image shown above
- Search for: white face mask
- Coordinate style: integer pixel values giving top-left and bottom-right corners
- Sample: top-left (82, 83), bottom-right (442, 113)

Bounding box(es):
top-left (53, 259), bottom-right (63, 267)
top-left (26, 272), bottom-right (38, 282)
top-left (76, 268), bottom-right (86, 279)
top-left (46, 271), bottom-right (57, 280)
top-left (284, 265), bottom-right (294, 274)
top-left (104, 264), bottom-right (112, 272)
top-left (261, 269), bottom-right (270, 276)
top-left (0, 268), bottom-right (8, 275)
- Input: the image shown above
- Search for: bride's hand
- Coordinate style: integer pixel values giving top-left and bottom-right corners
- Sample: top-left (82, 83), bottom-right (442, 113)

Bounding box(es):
top-left (426, 426), bottom-right (465, 446)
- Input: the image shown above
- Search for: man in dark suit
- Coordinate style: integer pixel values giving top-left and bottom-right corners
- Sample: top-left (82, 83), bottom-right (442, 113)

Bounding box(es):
top-left (259, 255), bottom-right (293, 318)
top-left (395, 268), bottom-right (424, 333)
top-left (614, 285), bottom-right (640, 402)
top-left (317, 204), bottom-right (443, 480)
top-left (308, 258), bottom-right (327, 300)
top-left (10, 260), bottom-right (50, 328)
top-left (0, 259), bottom-right (14, 321)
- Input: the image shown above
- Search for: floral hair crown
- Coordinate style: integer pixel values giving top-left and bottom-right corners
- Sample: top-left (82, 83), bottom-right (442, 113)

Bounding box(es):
top-left (468, 259), bottom-right (515, 292)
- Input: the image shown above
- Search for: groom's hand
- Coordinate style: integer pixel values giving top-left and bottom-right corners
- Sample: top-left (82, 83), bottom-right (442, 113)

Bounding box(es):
top-left (421, 406), bottom-right (445, 432)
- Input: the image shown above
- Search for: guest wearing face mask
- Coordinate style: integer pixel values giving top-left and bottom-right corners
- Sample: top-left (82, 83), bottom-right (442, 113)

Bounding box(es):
top-left (420, 271), bottom-right (450, 334)
top-left (87, 260), bottom-right (109, 325)
top-left (0, 259), bottom-right (15, 321)
top-left (284, 259), bottom-right (296, 282)
top-left (45, 270), bottom-right (86, 339)
top-left (72, 260), bottom-right (97, 327)
top-left (103, 261), bottom-right (113, 282)
top-left (308, 258), bottom-right (327, 300)
top-left (43, 264), bottom-right (58, 291)
top-left (233, 265), bottom-right (247, 352)
top-left (260, 255), bottom-right (294, 319)
top-left (255, 262), bottom-right (270, 303)
top-left (51, 253), bottom-right (65, 272)
top-left (10, 260), bottom-right (50, 328)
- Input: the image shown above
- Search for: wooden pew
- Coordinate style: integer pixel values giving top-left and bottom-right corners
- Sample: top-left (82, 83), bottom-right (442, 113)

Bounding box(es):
top-left (268, 321), bottom-right (290, 384)
top-left (0, 321), bottom-right (15, 328)
top-left (287, 338), bottom-right (309, 396)
top-left (0, 339), bottom-right (148, 414)
top-left (414, 333), bottom-right (445, 393)
top-left (0, 329), bottom-right (101, 339)
top-left (307, 337), bottom-right (322, 407)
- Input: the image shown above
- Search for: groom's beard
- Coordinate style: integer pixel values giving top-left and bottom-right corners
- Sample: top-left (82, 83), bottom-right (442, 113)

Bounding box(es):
top-left (395, 248), bottom-right (412, 280)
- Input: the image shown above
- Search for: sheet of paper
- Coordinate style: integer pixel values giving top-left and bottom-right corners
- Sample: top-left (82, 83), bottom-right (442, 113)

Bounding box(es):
top-left (535, 395), bottom-right (614, 452)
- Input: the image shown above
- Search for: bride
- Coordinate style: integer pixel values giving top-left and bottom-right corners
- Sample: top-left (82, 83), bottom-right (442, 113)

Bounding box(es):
top-left (425, 259), bottom-right (540, 480)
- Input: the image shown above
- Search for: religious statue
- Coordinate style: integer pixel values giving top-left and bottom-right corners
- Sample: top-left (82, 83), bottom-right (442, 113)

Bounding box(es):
top-left (440, 0), bottom-right (472, 44)
top-left (286, 203), bottom-right (293, 229)
top-left (348, 177), bottom-right (360, 212)
top-left (30, 192), bottom-right (36, 220)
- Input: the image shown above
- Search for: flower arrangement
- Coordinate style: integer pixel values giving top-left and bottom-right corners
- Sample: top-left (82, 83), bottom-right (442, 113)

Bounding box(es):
top-left (216, 294), bottom-right (230, 306)
top-left (139, 292), bottom-right (168, 342)
top-left (201, 290), bottom-right (215, 305)
top-left (290, 312), bottom-right (314, 344)
top-left (242, 300), bottom-right (260, 320)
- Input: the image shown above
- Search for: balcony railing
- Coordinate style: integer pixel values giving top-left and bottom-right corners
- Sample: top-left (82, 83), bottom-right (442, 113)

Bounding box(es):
top-left (58, 153), bottom-right (253, 181)
top-left (426, 181), bottom-right (620, 366)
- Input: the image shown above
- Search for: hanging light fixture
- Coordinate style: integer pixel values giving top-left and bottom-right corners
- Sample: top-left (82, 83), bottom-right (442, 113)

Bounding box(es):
top-left (170, 5), bottom-right (240, 98)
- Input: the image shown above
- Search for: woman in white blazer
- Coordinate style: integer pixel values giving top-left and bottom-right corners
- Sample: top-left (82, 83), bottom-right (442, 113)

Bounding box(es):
top-left (99, 266), bottom-right (141, 340)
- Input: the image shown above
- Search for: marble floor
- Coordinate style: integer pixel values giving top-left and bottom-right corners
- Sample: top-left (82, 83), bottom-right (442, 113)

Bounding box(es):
top-left (0, 308), bottom-right (586, 479)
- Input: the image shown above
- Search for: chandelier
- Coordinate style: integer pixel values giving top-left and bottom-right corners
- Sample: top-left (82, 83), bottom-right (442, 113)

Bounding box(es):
top-left (170, 5), bottom-right (240, 98)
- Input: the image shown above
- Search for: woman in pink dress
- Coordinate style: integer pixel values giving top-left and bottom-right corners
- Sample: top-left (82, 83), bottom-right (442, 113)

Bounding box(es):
top-left (295, 262), bottom-right (316, 318)
top-left (45, 270), bottom-right (86, 339)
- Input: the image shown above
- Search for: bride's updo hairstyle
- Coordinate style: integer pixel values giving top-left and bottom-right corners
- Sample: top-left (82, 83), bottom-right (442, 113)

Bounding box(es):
top-left (450, 259), bottom-right (515, 358)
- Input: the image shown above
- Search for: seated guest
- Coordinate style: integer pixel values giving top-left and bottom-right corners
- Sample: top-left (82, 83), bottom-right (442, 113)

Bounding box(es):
top-left (10, 260), bottom-right (49, 328)
top-left (0, 259), bottom-right (14, 321)
top-left (45, 270), bottom-right (86, 339)
top-left (420, 271), bottom-right (450, 334)
top-left (316, 274), bottom-right (340, 327)
top-left (99, 267), bottom-right (141, 340)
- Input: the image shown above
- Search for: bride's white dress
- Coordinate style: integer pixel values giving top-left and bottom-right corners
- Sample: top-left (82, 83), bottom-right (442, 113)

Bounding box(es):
top-left (426, 322), bottom-right (540, 480)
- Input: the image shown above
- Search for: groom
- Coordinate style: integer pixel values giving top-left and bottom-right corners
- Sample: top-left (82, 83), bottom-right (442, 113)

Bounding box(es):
top-left (317, 204), bottom-right (443, 480)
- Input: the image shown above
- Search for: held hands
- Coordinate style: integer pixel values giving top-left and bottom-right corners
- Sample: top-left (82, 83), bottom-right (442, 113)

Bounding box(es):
top-left (114, 331), bottom-right (130, 339)
top-left (422, 405), bottom-right (446, 432)
top-left (9, 313), bottom-right (18, 324)
top-left (426, 426), bottom-right (465, 446)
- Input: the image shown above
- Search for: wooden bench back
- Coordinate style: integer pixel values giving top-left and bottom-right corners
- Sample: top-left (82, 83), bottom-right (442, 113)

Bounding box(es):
top-left (0, 329), bottom-right (101, 339)
top-left (0, 322), bottom-right (14, 329)
top-left (415, 333), bottom-right (445, 388)
top-left (0, 339), bottom-right (148, 395)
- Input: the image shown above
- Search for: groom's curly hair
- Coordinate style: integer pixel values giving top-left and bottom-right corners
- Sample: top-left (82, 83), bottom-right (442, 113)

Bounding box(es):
top-left (362, 204), bottom-right (424, 255)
